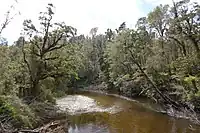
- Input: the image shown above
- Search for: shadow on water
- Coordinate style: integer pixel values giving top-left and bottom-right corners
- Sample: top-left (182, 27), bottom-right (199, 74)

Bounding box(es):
top-left (56, 91), bottom-right (200, 133)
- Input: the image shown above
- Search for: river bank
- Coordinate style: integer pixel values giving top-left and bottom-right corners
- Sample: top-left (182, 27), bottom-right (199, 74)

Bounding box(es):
top-left (1, 85), bottom-right (199, 133)
top-left (18, 120), bottom-right (68, 133)
top-left (4, 88), bottom-right (199, 133)
top-left (0, 101), bottom-right (69, 133)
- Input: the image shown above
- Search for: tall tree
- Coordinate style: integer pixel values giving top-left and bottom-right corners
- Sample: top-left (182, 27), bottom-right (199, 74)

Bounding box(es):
top-left (22, 3), bottom-right (76, 99)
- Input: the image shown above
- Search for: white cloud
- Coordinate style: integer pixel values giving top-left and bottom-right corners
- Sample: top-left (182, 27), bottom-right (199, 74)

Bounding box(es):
top-left (143, 0), bottom-right (170, 5)
top-left (0, 0), bottom-right (142, 44)
top-left (143, 0), bottom-right (199, 6)
top-left (1, 0), bottom-right (199, 44)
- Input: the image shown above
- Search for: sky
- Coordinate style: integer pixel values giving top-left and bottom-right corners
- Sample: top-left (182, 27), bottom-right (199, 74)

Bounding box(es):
top-left (0, 0), bottom-right (199, 44)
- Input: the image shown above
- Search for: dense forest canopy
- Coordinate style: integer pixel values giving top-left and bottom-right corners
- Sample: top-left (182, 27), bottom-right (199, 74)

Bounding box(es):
top-left (0, 0), bottom-right (200, 131)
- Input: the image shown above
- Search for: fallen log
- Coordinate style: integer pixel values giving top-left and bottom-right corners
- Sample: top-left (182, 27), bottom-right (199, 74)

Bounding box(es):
top-left (19, 120), bottom-right (68, 133)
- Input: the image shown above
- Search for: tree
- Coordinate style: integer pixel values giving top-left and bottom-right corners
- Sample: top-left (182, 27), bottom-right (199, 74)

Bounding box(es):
top-left (0, 0), bottom-right (19, 35)
top-left (148, 4), bottom-right (169, 40)
top-left (21, 3), bottom-right (77, 100)
top-left (90, 27), bottom-right (98, 37)
top-left (169, 0), bottom-right (200, 60)
top-left (0, 0), bottom-right (19, 45)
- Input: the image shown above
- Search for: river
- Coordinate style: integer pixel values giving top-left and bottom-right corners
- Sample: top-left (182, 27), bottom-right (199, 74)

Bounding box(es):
top-left (56, 91), bottom-right (200, 133)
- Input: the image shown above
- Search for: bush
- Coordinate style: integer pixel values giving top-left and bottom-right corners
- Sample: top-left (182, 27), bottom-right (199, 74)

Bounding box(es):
top-left (0, 95), bottom-right (36, 128)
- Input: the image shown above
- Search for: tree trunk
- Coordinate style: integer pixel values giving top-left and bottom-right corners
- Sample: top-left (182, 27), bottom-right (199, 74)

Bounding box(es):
top-left (193, 42), bottom-right (200, 60)
top-left (128, 50), bottom-right (181, 109)
top-left (189, 35), bottom-right (200, 60)
top-left (31, 80), bottom-right (40, 99)
top-left (182, 44), bottom-right (187, 56)
top-left (192, 80), bottom-right (198, 93)
top-left (169, 36), bottom-right (187, 56)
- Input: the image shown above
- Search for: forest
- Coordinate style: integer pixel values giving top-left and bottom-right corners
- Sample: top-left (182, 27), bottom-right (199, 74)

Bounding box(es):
top-left (0, 0), bottom-right (200, 132)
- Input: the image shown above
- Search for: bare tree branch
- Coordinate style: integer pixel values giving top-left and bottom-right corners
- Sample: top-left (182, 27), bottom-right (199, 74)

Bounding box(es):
top-left (42, 14), bottom-right (53, 51)
top-left (44, 56), bottom-right (59, 61)
top-left (0, 0), bottom-right (19, 35)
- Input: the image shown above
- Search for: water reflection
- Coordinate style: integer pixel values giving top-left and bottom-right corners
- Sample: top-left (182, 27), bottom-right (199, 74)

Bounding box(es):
top-left (68, 123), bottom-right (109, 133)
top-left (56, 92), bottom-right (200, 133)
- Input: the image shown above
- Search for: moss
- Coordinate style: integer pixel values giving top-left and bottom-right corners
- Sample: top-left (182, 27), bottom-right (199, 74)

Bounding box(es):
top-left (184, 75), bottom-right (197, 84)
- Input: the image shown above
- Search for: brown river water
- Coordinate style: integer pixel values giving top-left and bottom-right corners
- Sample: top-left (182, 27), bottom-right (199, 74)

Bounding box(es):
top-left (56, 91), bottom-right (200, 133)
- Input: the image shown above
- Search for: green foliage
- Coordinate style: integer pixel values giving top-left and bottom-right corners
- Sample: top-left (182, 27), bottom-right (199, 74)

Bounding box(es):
top-left (0, 3), bottom-right (85, 129)
top-left (0, 95), bottom-right (36, 128)
top-left (0, 0), bottom-right (200, 129)
top-left (74, 0), bottom-right (200, 111)
top-left (184, 75), bottom-right (197, 84)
